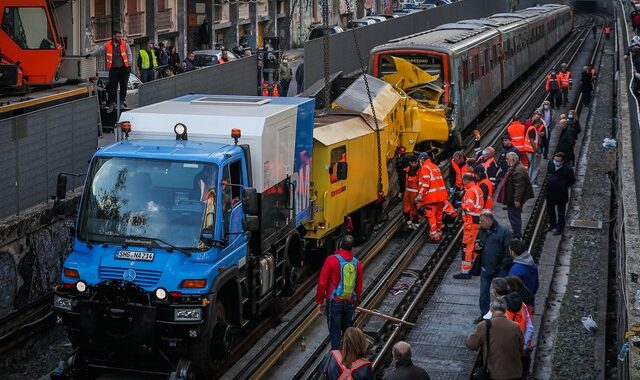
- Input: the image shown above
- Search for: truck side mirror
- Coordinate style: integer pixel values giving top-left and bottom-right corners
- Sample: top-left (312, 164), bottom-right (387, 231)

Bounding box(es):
top-left (336, 162), bottom-right (348, 181)
top-left (243, 215), bottom-right (260, 231)
top-left (243, 188), bottom-right (259, 215)
top-left (56, 175), bottom-right (68, 200)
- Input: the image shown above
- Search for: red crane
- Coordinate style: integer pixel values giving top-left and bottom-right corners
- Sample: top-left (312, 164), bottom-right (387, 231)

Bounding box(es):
top-left (0, 0), bottom-right (64, 90)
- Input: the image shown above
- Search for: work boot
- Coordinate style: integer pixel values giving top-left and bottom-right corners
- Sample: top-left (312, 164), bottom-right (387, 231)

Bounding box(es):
top-left (453, 273), bottom-right (472, 280)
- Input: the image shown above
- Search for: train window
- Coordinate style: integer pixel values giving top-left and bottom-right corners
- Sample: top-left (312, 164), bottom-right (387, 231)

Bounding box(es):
top-left (463, 60), bottom-right (469, 88)
top-left (484, 50), bottom-right (489, 75)
top-left (458, 65), bottom-right (464, 89)
top-left (491, 45), bottom-right (497, 68)
top-left (506, 39), bottom-right (511, 59)
top-left (473, 55), bottom-right (479, 82)
top-left (1, 7), bottom-right (56, 50)
top-left (330, 146), bottom-right (347, 183)
top-left (377, 53), bottom-right (444, 90)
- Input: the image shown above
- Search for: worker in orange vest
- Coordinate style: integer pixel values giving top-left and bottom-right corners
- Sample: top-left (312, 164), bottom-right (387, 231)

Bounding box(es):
top-left (507, 117), bottom-right (532, 168)
top-left (604, 24), bottom-right (612, 40)
top-left (416, 152), bottom-right (448, 241)
top-left (454, 173), bottom-right (484, 279)
top-left (449, 150), bottom-right (468, 203)
top-left (474, 166), bottom-right (494, 210)
top-left (402, 155), bottom-right (421, 229)
top-left (557, 63), bottom-right (572, 107)
top-left (545, 70), bottom-right (561, 109)
top-left (87, 30), bottom-right (133, 113)
top-left (477, 147), bottom-right (499, 184)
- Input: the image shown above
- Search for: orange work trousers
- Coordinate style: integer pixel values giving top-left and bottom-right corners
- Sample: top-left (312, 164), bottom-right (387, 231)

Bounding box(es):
top-left (424, 202), bottom-right (444, 239)
top-left (403, 189), bottom-right (420, 223)
top-left (461, 221), bottom-right (480, 273)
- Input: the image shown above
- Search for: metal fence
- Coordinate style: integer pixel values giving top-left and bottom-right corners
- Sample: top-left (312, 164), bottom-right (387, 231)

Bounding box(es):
top-left (0, 97), bottom-right (99, 219)
top-left (303, 0), bottom-right (510, 88)
top-left (137, 55), bottom-right (259, 107)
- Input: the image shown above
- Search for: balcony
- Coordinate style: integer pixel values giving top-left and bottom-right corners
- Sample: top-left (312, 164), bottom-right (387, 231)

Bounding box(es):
top-left (238, 3), bottom-right (250, 20)
top-left (157, 8), bottom-right (175, 32)
top-left (126, 11), bottom-right (146, 37)
top-left (92, 15), bottom-right (112, 41)
top-left (258, 1), bottom-right (269, 17)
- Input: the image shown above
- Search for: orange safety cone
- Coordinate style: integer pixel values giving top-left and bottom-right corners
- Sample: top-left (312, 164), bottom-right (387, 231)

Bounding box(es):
top-left (272, 83), bottom-right (280, 97)
top-left (261, 80), bottom-right (269, 97)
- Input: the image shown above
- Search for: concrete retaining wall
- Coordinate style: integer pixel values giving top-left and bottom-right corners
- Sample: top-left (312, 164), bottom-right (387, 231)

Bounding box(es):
top-left (0, 194), bottom-right (80, 318)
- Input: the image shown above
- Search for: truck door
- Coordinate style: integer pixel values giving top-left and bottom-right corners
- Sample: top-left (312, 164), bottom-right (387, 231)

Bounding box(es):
top-left (219, 159), bottom-right (248, 263)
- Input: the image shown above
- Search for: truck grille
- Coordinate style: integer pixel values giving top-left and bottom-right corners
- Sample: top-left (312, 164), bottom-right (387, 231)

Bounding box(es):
top-left (99, 266), bottom-right (162, 287)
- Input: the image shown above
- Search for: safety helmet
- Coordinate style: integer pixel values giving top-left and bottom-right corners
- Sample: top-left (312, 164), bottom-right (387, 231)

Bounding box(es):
top-left (418, 152), bottom-right (431, 160)
top-left (561, 63), bottom-right (567, 69)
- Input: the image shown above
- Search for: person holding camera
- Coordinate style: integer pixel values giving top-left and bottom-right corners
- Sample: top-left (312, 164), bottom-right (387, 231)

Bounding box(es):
top-left (474, 210), bottom-right (512, 324)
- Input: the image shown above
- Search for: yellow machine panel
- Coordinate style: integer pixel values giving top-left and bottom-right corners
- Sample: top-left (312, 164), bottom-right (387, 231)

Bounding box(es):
top-left (305, 115), bottom-right (390, 240)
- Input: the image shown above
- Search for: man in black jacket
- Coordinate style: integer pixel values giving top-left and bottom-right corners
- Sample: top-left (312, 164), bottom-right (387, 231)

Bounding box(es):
top-left (475, 210), bottom-right (512, 323)
top-left (384, 341), bottom-right (430, 380)
top-left (546, 152), bottom-right (576, 235)
top-left (556, 119), bottom-right (576, 167)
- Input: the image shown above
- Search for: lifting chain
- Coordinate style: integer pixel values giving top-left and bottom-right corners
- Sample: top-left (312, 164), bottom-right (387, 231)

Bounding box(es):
top-left (342, 0), bottom-right (384, 201)
top-left (271, 0), bottom-right (299, 90)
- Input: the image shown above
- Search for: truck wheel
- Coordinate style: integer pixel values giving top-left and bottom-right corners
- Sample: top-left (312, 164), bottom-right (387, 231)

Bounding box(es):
top-left (172, 359), bottom-right (195, 380)
top-left (212, 301), bottom-right (233, 357)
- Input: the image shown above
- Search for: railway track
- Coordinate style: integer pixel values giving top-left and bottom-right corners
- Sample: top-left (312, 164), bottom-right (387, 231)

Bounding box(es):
top-left (225, 15), bottom-right (597, 380)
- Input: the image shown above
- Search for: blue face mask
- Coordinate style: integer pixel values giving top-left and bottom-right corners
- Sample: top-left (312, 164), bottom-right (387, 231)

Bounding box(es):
top-left (481, 150), bottom-right (488, 156)
top-left (553, 160), bottom-right (562, 168)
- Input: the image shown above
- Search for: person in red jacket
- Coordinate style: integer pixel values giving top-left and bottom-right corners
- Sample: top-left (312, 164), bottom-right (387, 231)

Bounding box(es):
top-left (316, 235), bottom-right (364, 350)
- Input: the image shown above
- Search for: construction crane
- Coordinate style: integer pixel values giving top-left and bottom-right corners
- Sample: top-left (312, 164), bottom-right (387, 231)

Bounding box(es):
top-left (0, 0), bottom-right (65, 92)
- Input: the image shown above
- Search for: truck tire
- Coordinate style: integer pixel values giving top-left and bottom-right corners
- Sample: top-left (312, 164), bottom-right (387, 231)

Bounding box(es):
top-left (192, 300), bottom-right (233, 379)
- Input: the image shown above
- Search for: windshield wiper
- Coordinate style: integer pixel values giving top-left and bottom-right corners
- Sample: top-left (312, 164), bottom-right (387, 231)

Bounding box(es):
top-left (107, 234), bottom-right (192, 257)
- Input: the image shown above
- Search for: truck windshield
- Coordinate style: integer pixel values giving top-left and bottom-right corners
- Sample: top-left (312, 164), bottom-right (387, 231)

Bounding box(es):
top-left (77, 157), bottom-right (218, 249)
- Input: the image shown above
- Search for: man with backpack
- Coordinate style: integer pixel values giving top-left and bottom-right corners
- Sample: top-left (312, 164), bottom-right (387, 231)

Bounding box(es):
top-left (316, 235), bottom-right (363, 350)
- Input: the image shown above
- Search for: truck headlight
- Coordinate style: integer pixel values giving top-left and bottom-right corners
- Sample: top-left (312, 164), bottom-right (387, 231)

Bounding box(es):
top-left (53, 295), bottom-right (73, 311)
top-left (174, 308), bottom-right (202, 321)
top-left (75, 281), bottom-right (87, 293)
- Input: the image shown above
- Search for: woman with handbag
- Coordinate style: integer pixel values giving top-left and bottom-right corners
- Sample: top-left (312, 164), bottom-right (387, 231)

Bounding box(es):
top-left (465, 297), bottom-right (524, 380)
top-left (317, 327), bottom-right (374, 380)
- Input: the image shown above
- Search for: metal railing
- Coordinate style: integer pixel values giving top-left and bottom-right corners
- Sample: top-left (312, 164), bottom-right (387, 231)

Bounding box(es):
top-left (125, 11), bottom-right (146, 36)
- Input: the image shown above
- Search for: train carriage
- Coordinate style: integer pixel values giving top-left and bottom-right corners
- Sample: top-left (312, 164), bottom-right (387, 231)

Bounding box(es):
top-left (370, 24), bottom-right (501, 143)
top-left (369, 4), bottom-right (572, 144)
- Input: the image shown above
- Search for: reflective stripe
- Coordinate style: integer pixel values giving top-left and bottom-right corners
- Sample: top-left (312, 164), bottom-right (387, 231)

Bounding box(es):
top-left (427, 186), bottom-right (447, 194)
top-left (405, 188), bottom-right (419, 193)
top-left (465, 211), bottom-right (481, 216)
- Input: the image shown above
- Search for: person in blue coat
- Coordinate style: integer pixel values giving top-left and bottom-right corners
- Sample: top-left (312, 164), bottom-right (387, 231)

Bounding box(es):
top-left (508, 239), bottom-right (539, 308)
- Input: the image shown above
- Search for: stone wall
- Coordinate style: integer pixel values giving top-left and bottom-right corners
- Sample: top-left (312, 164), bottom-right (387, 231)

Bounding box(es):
top-left (0, 192), bottom-right (81, 318)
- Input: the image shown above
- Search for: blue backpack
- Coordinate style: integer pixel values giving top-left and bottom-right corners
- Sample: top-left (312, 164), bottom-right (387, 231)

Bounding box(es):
top-left (331, 255), bottom-right (358, 301)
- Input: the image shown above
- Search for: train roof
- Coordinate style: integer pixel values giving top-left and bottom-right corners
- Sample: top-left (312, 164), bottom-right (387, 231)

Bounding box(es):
top-left (376, 24), bottom-right (498, 54)
top-left (459, 16), bottom-right (524, 32)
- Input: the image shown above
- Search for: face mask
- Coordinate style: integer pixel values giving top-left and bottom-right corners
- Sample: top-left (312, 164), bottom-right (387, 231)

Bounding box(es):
top-left (568, 115), bottom-right (574, 120)
top-left (544, 105), bottom-right (549, 110)
top-left (554, 160), bottom-right (562, 168)
top-left (481, 150), bottom-right (488, 156)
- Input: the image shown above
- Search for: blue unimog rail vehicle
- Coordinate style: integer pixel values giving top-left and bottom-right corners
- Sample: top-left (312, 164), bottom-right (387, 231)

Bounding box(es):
top-left (52, 95), bottom-right (315, 378)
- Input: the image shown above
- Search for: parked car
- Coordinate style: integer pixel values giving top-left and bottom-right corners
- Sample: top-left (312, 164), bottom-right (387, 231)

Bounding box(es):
top-left (420, 0), bottom-right (452, 5)
top-left (362, 16), bottom-right (387, 23)
top-left (399, 0), bottom-right (418, 9)
top-left (96, 71), bottom-right (141, 109)
top-left (377, 14), bottom-right (400, 19)
top-left (415, 3), bottom-right (436, 9)
top-left (346, 19), bottom-right (377, 28)
top-left (192, 50), bottom-right (239, 67)
top-left (308, 25), bottom-right (345, 40)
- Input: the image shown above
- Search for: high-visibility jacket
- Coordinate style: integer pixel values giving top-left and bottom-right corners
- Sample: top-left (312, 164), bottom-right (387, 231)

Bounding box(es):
top-left (604, 26), bottom-right (612, 34)
top-left (461, 183), bottom-right (484, 223)
top-left (139, 49), bottom-right (158, 69)
top-left (481, 157), bottom-right (497, 182)
top-left (328, 350), bottom-right (371, 379)
top-left (443, 199), bottom-right (458, 218)
top-left (507, 120), bottom-right (534, 153)
top-left (526, 125), bottom-right (539, 151)
top-left (451, 159), bottom-right (467, 190)
top-left (507, 302), bottom-right (534, 347)
top-left (404, 166), bottom-right (419, 192)
top-left (417, 160), bottom-right (448, 203)
top-left (558, 70), bottom-right (572, 88)
top-left (545, 74), bottom-right (560, 91)
top-left (106, 40), bottom-right (129, 69)
top-left (478, 178), bottom-right (494, 210)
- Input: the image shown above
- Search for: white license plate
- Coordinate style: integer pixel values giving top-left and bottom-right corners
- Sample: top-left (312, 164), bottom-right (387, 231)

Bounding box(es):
top-left (115, 250), bottom-right (155, 261)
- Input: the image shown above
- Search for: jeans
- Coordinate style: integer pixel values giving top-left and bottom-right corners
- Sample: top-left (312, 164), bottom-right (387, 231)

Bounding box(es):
top-left (528, 153), bottom-right (540, 184)
top-left (561, 87), bottom-right (569, 106)
top-left (479, 269), bottom-right (495, 315)
top-left (547, 200), bottom-right (567, 231)
top-left (141, 69), bottom-right (155, 83)
top-left (548, 89), bottom-right (560, 108)
top-left (326, 299), bottom-right (355, 350)
top-left (507, 206), bottom-right (522, 237)
top-left (107, 67), bottom-right (130, 105)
